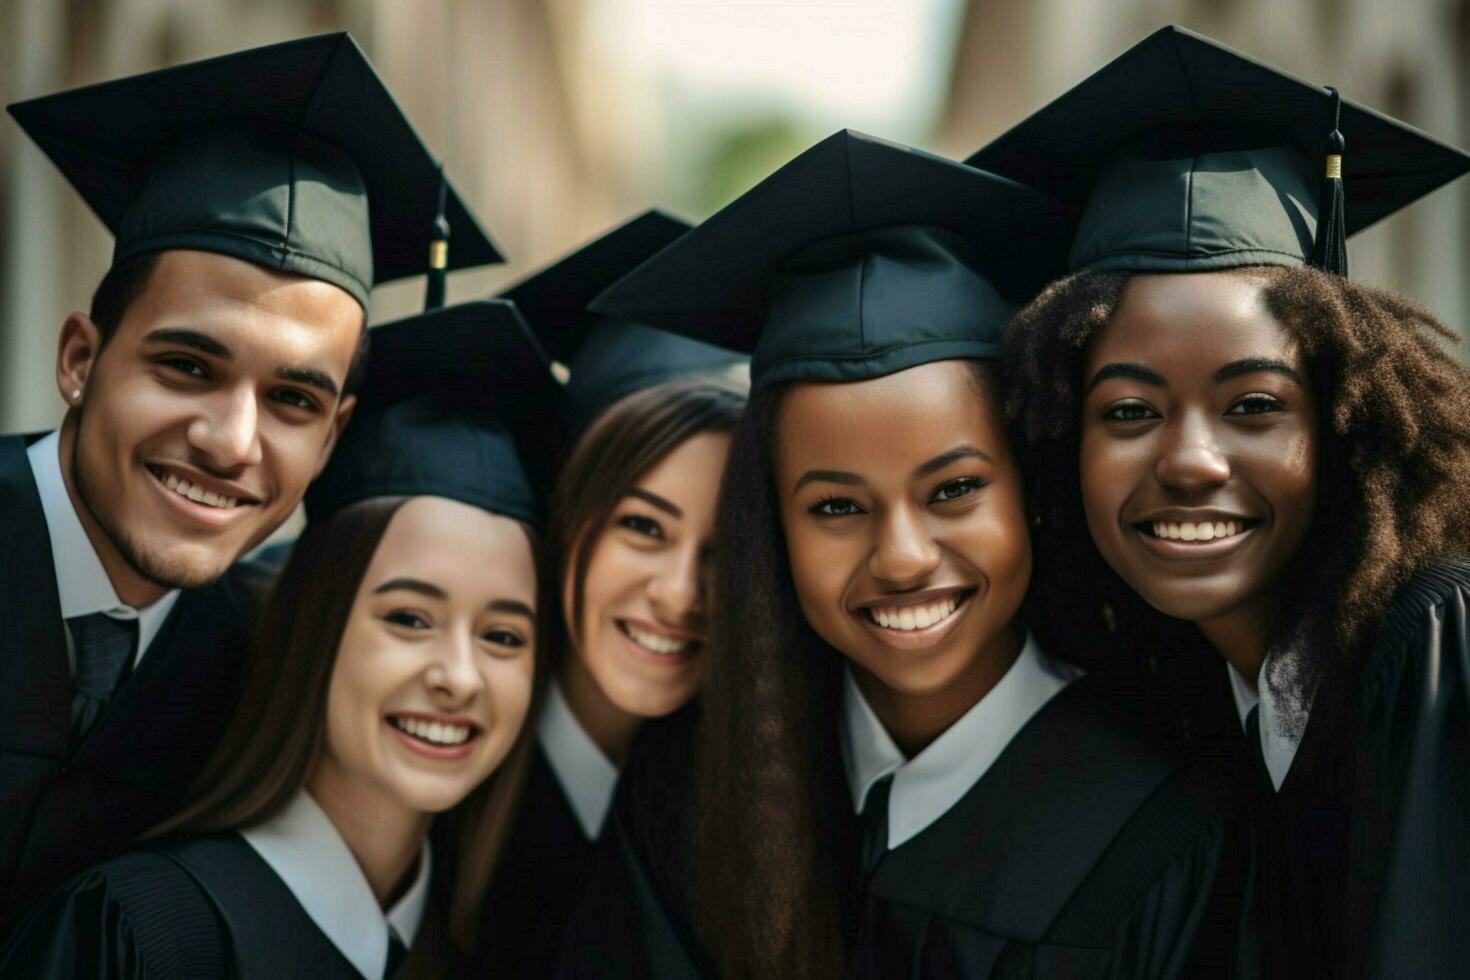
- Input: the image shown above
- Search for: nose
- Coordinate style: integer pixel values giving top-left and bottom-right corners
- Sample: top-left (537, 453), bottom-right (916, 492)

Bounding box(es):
top-left (1154, 410), bottom-right (1230, 492)
top-left (188, 385), bottom-right (262, 471)
top-left (867, 503), bottom-right (942, 587)
top-left (648, 540), bottom-right (703, 624)
top-left (425, 628), bottom-right (487, 707)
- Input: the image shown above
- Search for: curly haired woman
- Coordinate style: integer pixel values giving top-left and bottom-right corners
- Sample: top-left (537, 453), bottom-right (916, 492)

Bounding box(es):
top-left (974, 26), bottom-right (1470, 979)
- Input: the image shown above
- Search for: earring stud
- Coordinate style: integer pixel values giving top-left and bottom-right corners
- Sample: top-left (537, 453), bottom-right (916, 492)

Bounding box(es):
top-left (71, 388), bottom-right (82, 401)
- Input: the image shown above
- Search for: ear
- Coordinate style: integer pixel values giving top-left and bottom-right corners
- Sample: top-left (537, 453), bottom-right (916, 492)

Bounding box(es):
top-left (56, 312), bottom-right (103, 409)
top-left (312, 393), bottom-right (357, 479)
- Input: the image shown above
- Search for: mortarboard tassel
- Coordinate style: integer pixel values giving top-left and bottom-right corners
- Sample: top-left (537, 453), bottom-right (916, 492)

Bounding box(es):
top-left (424, 167), bottom-right (451, 310)
top-left (1309, 87), bottom-right (1348, 276)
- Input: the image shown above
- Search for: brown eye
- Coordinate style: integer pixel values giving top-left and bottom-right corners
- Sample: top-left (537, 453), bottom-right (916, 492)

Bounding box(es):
top-left (931, 477), bottom-right (984, 503)
top-left (384, 610), bottom-right (429, 629)
top-left (810, 496), bottom-right (863, 517)
top-left (618, 514), bottom-right (665, 540)
top-left (1102, 399), bottom-right (1159, 422)
top-left (1225, 394), bottom-right (1286, 416)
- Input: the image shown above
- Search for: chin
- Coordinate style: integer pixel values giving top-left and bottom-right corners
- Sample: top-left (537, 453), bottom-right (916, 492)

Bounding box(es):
top-left (126, 539), bottom-right (239, 590)
top-left (609, 679), bottom-right (696, 720)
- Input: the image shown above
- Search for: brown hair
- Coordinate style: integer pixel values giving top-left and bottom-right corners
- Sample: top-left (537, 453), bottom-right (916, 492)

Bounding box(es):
top-left (150, 496), bottom-right (547, 961)
top-left (545, 377), bottom-right (747, 670)
top-left (1003, 266), bottom-right (1470, 686)
top-left (692, 361), bottom-right (1004, 978)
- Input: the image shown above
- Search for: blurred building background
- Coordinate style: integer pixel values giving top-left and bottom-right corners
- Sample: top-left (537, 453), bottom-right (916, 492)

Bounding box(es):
top-left (3, 0), bottom-right (1468, 435)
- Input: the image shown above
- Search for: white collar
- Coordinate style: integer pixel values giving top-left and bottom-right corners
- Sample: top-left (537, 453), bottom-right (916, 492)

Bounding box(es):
top-left (26, 430), bottom-right (180, 663)
top-left (1225, 662), bottom-right (1300, 792)
top-left (239, 789), bottom-right (432, 980)
top-left (841, 633), bottom-right (1084, 849)
top-left (537, 680), bottom-right (620, 840)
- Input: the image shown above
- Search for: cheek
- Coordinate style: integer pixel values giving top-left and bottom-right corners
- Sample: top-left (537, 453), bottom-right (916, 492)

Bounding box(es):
top-left (781, 517), bottom-right (852, 609)
top-left (486, 659), bottom-right (536, 729)
top-left (958, 496), bottom-right (1031, 583)
top-left (1078, 431), bottom-right (1139, 532)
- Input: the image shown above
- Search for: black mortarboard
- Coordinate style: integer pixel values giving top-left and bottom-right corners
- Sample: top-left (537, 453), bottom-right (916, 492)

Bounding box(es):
top-left (589, 131), bottom-right (1069, 389)
top-left (499, 210), bottom-right (748, 429)
top-left (965, 25), bottom-right (1470, 277)
top-left (7, 33), bottom-right (501, 309)
top-left (304, 300), bottom-right (554, 529)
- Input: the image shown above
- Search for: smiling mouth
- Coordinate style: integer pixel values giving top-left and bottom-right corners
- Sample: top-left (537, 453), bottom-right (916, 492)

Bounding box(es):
top-left (861, 589), bottom-right (974, 632)
top-left (1136, 519), bottom-right (1258, 542)
top-left (147, 465), bottom-right (250, 511)
top-left (617, 620), bottom-right (701, 657)
top-left (388, 715), bottom-right (481, 747)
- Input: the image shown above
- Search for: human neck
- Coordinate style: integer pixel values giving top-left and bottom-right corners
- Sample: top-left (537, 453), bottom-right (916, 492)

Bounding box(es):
top-left (1196, 600), bottom-right (1278, 687)
top-left (57, 416), bottom-right (167, 608)
top-left (307, 766), bottom-right (430, 908)
top-left (558, 654), bottom-right (641, 768)
top-left (854, 621), bottom-right (1024, 758)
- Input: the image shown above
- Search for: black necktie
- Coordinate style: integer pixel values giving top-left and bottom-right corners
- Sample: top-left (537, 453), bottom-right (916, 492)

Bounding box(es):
top-left (385, 931), bottom-right (408, 980)
top-left (67, 612), bottom-right (138, 745)
top-left (1245, 704), bottom-right (1271, 790)
top-left (860, 774), bottom-right (893, 880)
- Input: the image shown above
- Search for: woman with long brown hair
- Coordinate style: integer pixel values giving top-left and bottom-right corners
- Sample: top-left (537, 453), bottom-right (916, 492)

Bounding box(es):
top-left (976, 27), bottom-right (1470, 978)
top-left (558, 131), bottom-right (1250, 979)
top-left (462, 213), bottom-right (748, 976)
top-left (0, 303), bottom-right (555, 980)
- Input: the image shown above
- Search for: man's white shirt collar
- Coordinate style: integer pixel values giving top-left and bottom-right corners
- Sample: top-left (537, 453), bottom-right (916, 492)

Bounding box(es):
top-left (537, 679), bottom-right (620, 840)
top-left (1226, 662), bottom-right (1300, 792)
top-left (239, 789), bottom-right (431, 980)
top-left (841, 633), bottom-right (1084, 849)
top-left (27, 431), bottom-right (179, 664)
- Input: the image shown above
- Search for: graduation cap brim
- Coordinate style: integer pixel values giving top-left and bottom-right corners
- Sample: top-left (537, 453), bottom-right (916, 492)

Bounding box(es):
top-left (498, 209), bottom-right (692, 363)
top-left (965, 25), bottom-right (1470, 236)
top-left (7, 33), bottom-right (500, 285)
top-left (590, 130), bottom-right (1069, 354)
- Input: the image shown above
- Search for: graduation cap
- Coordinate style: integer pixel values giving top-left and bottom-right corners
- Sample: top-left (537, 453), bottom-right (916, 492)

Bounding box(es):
top-left (499, 209), bottom-right (748, 430)
top-left (7, 32), bottom-right (501, 309)
top-left (304, 300), bottom-right (555, 529)
top-left (590, 130), bottom-right (1070, 389)
top-left (965, 25), bottom-right (1470, 277)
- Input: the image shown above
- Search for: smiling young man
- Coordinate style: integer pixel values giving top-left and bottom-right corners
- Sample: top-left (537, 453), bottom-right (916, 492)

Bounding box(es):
top-left (0, 34), bottom-right (498, 935)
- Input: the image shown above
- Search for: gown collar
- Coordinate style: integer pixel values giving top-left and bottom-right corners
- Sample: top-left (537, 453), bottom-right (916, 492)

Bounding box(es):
top-left (537, 679), bottom-right (620, 840)
top-left (1226, 661), bottom-right (1302, 792)
top-left (841, 632), bottom-right (1083, 848)
top-left (239, 789), bottom-right (431, 979)
top-left (26, 430), bottom-right (180, 661)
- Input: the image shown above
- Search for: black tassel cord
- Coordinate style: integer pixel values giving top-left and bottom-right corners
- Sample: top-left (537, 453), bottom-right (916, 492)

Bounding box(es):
top-left (1309, 86), bottom-right (1348, 277)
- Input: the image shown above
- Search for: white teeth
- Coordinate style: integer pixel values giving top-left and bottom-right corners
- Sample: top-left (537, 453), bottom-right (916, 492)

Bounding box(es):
top-left (624, 624), bottom-right (692, 656)
top-left (155, 469), bottom-right (241, 509)
top-left (869, 595), bottom-right (960, 632)
top-left (1151, 520), bottom-right (1248, 542)
top-left (391, 716), bottom-right (471, 746)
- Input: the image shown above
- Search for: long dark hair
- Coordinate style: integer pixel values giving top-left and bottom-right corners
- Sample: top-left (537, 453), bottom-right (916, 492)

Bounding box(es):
top-left (150, 496), bottom-right (548, 961)
top-left (546, 377), bottom-right (747, 671)
top-left (1003, 266), bottom-right (1470, 696)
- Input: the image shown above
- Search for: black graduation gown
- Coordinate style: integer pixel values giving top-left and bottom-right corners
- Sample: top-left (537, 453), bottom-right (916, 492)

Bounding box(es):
top-left (555, 675), bottom-right (1251, 979)
top-left (0, 434), bottom-right (269, 938)
top-left (0, 835), bottom-right (369, 978)
top-left (458, 745), bottom-right (598, 978)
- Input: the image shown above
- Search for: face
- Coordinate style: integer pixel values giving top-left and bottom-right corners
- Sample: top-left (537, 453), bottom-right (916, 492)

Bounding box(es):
top-left (314, 496), bottom-right (538, 816)
top-left (59, 249), bottom-right (361, 595)
top-left (569, 431), bottom-right (732, 719)
top-left (776, 360), bottom-right (1030, 701)
top-left (1079, 272), bottom-right (1319, 630)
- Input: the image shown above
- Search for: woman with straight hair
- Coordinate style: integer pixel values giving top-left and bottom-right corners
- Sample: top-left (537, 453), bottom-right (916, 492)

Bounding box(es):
top-left (557, 131), bottom-right (1250, 979)
top-left (0, 303), bottom-right (555, 980)
top-left (462, 213), bottom-right (748, 977)
top-left (978, 27), bottom-right (1470, 978)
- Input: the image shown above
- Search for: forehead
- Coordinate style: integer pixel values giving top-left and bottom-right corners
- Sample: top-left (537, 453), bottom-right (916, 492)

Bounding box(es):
top-left (366, 497), bottom-right (536, 603)
top-left (776, 360), bottom-right (1007, 477)
top-left (122, 249), bottom-right (363, 351)
top-left (632, 431), bottom-right (731, 505)
top-left (1088, 272), bottom-right (1299, 372)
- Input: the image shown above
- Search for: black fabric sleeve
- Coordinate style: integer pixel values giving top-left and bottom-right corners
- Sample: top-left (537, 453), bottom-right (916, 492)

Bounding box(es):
top-left (0, 851), bottom-right (229, 980)
top-left (1342, 561), bottom-right (1470, 977)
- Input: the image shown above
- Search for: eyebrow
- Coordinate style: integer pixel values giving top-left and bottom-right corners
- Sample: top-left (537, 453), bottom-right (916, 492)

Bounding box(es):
top-left (1086, 362), bottom-right (1167, 393)
top-left (373, 578), bottom-right (447, 599)
top-left (793, 469), bottom-right (866, 492)
top-left (276, 365), bottom-right (341, 399)
top-left (1212, 358), bottom-right (1305, 386)
top-left (488, 599), bottom-right (536, 622)
top-left (143, 328), bottom-right (231, 359)
top-left (913, 444), bottom-right (994, 479)
top-left (627, 487), bottom-right (682, 519)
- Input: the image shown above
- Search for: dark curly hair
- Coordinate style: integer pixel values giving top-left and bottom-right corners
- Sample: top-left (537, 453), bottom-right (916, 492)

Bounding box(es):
top-left (1003, 266), bottom-right (1470, 698)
